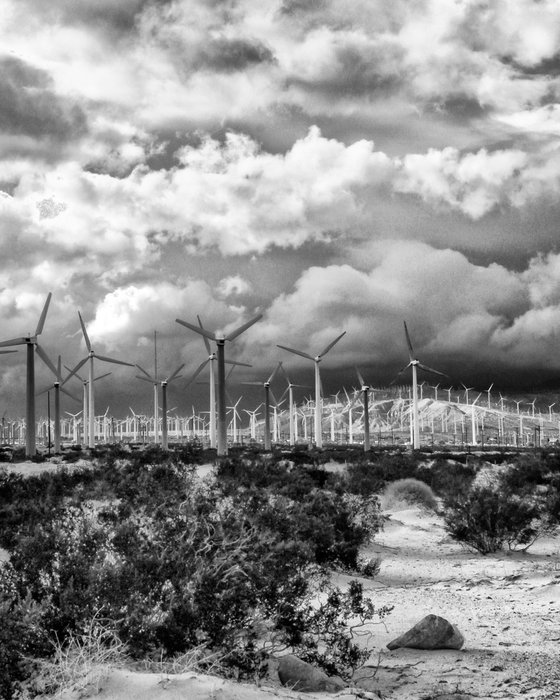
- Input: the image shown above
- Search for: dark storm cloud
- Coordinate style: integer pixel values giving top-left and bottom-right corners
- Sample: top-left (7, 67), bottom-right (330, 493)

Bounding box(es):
top-left (198, 37), bottom-right (275, 73)
top-left (19, 0), bottom-right (172, 36)
top-left (288, 40), bottom-right (404, 97)
top-left (501, 52), bottom-right (560, 77)
top-left (0, 55), bottom-right (87, 141)
top-left (279, 0), bottom-right (327, 17)
top-left (430, 96), bottom-right (490, 123)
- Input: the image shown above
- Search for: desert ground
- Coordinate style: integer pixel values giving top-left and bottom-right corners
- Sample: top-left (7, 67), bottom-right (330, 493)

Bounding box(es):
top-left (4, 459), bottom-right (560, 700)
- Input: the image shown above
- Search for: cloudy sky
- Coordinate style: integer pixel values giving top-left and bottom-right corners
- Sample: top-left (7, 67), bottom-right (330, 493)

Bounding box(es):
top-left (2, 0), bottom-right (560, 417)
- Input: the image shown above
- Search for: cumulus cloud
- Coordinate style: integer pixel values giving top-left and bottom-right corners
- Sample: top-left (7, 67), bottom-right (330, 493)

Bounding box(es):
top-left (241, 240), bottom-right (560, 381)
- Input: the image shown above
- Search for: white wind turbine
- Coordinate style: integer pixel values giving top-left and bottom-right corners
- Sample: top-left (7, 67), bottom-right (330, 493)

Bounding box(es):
top-left (65, 364), bottom-right (111, 445)
top-left (176, 313), bottom-right (262, 455)
top-left (66, 312), bottom-right (134, 448)
top-left (486, 383), bottom-right (494, 409)
top-left (277, 332), bottom-right (346, 449)
top-left (278, 363), bottom-right (308, 446)
top-left (394, 322), bottom-right (446, 450)
top-left (135, 331), bottom-right (184, 447)
top-left (0, 292), bottom-right (52, 456)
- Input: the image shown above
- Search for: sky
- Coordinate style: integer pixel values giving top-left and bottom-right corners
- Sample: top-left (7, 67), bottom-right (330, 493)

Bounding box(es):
top-left (2, 0), bottom-right (560, 418)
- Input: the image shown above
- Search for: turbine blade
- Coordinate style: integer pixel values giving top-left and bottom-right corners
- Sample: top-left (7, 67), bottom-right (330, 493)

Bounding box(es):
top-left (57, 355), bottom-right (62, 382)
top-left (197, 315), bottom-right (212, 354)
top-left (176, 318), bottom-right (216, 341)
top-left (277, 344), bottom-right (314, 361)
top-left (78, 311), bottom-right (92, 352)
top-left (60, 386), bottom-right (80, 402)
top-left (35, 292), bottom-right (52, 336)
top-left (35, 344), bottom-right (58, 377)
top-left (0, 349), bottom-right (17, 354)
top-left (95, 354), bottom-right (135, 367)
top-left (266, 361), bottom-right (282, 385)
top-left (62, 357), bottom-right (88, 384)
top-left (355, 366), bottom-right (366, 387)
top-left (319, 331), bottom-right (346, 357)
top-left (184, 358), bottom-right (210, 387)
top-left (403, 321), bottom-right (414, 360)
top-left (136, 364), bottom-right (154, 380)
top-left (167, 363), bottom-right (185, 382)
top-left (0, 337), bottom-right (27, 347)
top-left (94, 372), bottom-right (112, 382)
top-left (225, 359), bottom-right (252, 368)
top-left (417, 362), bottom-right (447, 378)
top-left (135, 375), bottom-right (154, 384)
top-left (225, 314), bottom-right (263, 342)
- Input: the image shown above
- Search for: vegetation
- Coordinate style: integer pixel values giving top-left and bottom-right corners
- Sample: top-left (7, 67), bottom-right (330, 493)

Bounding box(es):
top-left (0, 449), bottom-right (388, 697)
top-left (382, 478), bottom-right (439, 512)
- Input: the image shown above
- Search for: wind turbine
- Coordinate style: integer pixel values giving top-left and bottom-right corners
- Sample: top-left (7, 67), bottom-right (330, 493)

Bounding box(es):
top-left (36, 352), bottom-right (79, 452)
top-left (278, 363), bottom-right (308, 446)
top-left (394, 322), bottom-right (446, 450)
top-left (184, 315), bottom-right (253, 450)
top-left (242, 363), bottom-right (282, 450)
top-left (486, 383), bottom-right (494, 409)
top-left (277, 332), bottom-right (346, 449)
top-left (65, 364), bottom-right (111, 445)
top-left (355, 367), bottom-right (373, 451)
top-left (175, 313), bottom-right (262, 455)
top-left (66, 312), bottom-right (134, 448)
top-left (0, 292), bottom-right (52, 456)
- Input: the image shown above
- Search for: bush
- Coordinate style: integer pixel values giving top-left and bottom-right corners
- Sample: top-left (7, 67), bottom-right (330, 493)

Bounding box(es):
top-left (442, 485), bottom-right (542, 554)
top-left (382, 478), bottom-right (438, 512)
top-left (1, 455), bottom-right (389, 685)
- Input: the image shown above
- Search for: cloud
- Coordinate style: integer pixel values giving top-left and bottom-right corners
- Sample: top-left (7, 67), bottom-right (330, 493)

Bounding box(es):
top-left (217, 275), bottom-right (253, 298)
top-left (241, 240), bottom-right (560, 382)
top-left (0, 55), bottom-right (87, 146)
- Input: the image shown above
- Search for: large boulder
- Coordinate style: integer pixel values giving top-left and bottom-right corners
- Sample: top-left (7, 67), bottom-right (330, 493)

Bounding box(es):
top-left (387, 614), bottom-right (464, 650)
top-left (277, 655), bottom-right (346, 692)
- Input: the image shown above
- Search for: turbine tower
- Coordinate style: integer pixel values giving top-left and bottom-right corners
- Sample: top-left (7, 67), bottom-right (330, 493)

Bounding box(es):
top-left (277, 332), bottom-right (346, 449)
top-left (175, 314), bottom-right (262, 455)
top-left (37, 352), bottom-right (79, 452)
top-left (186, 315), bottom-right (251, 449)
top-left (67, 312), bottom-right (134, 447)
top-left (355, 367), bottom-right (373, 451)
top-left (242, 362), bottom-right (282, 450)
top-left (0, 292), bottom-right (52, 456)
top-left (395, 322), bottom-right (446, 450)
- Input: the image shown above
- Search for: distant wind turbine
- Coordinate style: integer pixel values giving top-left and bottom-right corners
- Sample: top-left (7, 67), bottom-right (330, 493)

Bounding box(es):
top-left (393, 322), bottom-right (446, 450)
top-left (66, 312), bottom-right (134, 447)
top-left (0, 292), bottom-right (52, 456)
top-left (277, 332), bottom-right (346, 449)
top-left (176, 313), bottom-right (262, 455)
top-left (355, 367), bottom-right (373, 451)
top-left (37, 352), bottom-right (79, 452)
top-left (242, 362), bottom-right (282, 450)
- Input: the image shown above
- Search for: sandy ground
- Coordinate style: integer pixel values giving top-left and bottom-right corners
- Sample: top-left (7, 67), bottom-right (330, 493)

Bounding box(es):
top-left (5, 460), bottom-right (560, 699)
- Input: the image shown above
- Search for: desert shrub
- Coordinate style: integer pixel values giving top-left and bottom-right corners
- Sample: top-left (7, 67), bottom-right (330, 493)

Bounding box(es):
top-left (0, 573), bottom-right (51, 700)
top-left (382, 478), bottom-right (438, 512)
top-left (344, 451), bottom-right (418, 496)
top-left (415, 458), bottom-right (477, 499)
top-left (442, 485), bottom-right (543, 554)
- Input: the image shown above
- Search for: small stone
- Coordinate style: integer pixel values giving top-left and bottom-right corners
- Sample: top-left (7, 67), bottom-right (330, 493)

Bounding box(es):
top-left (387, 614), bottom-right (464, 650)
top-left (277, 655), bottom-right (346, 693)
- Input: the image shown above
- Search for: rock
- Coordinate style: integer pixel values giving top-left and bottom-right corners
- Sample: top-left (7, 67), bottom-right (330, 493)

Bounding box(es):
top-left (387, 614), bottom-right (464, 650)
top-left (277, 655), bottom-right (346, 692)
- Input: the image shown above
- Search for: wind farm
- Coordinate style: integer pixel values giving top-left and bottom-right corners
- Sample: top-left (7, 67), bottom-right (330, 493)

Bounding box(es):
top-left (1, 294), bottom-right (559, 456)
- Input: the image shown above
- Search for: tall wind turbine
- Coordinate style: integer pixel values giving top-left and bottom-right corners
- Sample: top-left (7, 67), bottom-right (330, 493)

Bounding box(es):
top-left (278, 363), bottom-right (308, 446)
top-left (37, 352), bottom-right (79, 452)
top-left (175, 314), bottom-right (262, 455)
top-left (67, 312), bottom-right (134, 448)
top-left (0, 292), bottom-right (52, 456)
top-left (136, 360), bottom-right (184, 448)
top-left (277, 332), bottom-right (346, 449)
top-left (394, 322), bottom-right (446, 450)
top-left (242, 362), bottom-right (282, 450)
top-left (355, 367), bottom-right (373, 451)
top-left (186, 315), bottom-right (251, 449)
